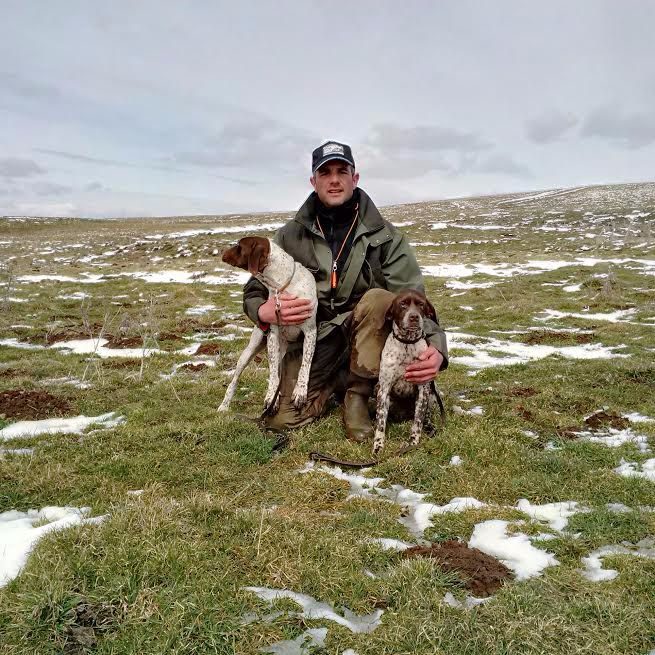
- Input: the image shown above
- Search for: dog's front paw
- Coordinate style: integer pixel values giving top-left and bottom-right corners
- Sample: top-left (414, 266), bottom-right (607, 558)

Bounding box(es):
top-left (217, 402), bottom-right (229, 413)
top-left (372, 433), bottom-right (385, 455)
top-left (291, 386), bottom-right (308, 409)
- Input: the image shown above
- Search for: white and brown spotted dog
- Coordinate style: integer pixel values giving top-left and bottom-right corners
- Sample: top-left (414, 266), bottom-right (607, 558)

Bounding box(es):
top-left (218, 236), bottom-right (317, 413)
top-left (372, 289), bottom-right (437, 454)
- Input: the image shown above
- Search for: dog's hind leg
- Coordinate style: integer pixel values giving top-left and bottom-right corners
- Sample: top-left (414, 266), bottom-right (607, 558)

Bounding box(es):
top-left (409, 383), bottom-right (430, 445)
top-left (218, 328), bottom-right (266, 412)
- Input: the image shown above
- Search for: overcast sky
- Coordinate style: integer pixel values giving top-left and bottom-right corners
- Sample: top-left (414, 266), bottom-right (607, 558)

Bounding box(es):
top-left (1, 1), bottom-right (654, 218)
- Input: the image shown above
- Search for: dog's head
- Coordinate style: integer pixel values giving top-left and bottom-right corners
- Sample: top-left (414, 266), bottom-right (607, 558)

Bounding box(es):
top-left (221, 236), bottom-right (271, 276)
top-left (386, 289), bottom-right (436, 334)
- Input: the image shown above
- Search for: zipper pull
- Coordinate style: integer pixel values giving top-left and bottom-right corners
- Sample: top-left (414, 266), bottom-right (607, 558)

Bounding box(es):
top-left (330, 261), bottom-right (338, 289)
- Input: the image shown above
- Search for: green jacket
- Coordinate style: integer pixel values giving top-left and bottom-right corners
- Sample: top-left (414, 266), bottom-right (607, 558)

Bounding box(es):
top-left (243, 188), bottom-right (448, 367)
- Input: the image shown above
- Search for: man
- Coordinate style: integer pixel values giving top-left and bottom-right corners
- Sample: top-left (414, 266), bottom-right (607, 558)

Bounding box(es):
top-left (242, 140), bottom-right (448, 441)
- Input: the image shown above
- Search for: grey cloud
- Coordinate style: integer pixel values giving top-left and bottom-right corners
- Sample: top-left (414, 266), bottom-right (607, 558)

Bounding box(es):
top-left (581, 105), bottom-right (655, 148)
top-left (33, 181), bottom-right (73, 196)
top-left (469, 154), bottom-right (532, 178)
top-left (0, 71), bottom-right (64, 103)
top-left (525, 111), bottom-right (578, 143)
top-left (0, 157), bottom-right (46, 179)
top-left (36, 148), bottom-right (256, 185)
top-left (173, 117), bottom-right (316, 171)
top-left (366, 123), bottom-right (492, 154)
top-left (84, 181), bottom-right (106, 192)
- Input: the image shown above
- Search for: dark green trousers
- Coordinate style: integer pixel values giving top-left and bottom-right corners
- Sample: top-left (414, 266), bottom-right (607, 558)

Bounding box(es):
top-left (264, 289), bottom-right (395, 429)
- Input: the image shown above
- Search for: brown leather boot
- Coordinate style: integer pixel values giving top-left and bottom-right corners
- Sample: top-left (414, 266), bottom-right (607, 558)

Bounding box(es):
top-left (343, 373), bottom-right (374, 443)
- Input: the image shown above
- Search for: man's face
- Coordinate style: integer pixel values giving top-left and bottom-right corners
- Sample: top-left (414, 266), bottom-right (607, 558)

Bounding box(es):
top-left (310, 161), bottom-right (360, 207)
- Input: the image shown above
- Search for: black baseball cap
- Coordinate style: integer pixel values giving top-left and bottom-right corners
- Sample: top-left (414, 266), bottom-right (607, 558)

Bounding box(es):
top-left (311, 140), bottom-right (355, 173)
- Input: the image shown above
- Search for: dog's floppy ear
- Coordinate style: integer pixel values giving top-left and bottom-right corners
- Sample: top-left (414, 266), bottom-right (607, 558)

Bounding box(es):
top-left (385, 295), bottom-right (398, 322)
top-left (424, 298), bottom-right (437, 321)
top-left (246, 237), bottom-right (270, 276)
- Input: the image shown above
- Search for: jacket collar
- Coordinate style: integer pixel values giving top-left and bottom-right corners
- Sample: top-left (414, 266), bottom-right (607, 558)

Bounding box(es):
top-left (293, 188), bottom-right (385, 235)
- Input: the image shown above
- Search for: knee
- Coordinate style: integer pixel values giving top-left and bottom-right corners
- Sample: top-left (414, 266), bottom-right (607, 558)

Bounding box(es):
top-left (353, 288), bottom-right (395, 323)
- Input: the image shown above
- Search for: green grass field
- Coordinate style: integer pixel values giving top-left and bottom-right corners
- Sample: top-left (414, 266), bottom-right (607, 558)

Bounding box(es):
top-left (1, 183), bottom-right (654, 654)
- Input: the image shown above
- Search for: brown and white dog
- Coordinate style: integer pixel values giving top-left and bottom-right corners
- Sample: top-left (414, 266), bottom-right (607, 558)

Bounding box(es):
top-left (218, 236), bottom-right (317, 413)
top-left (373, 289), bottom-right (437, 454)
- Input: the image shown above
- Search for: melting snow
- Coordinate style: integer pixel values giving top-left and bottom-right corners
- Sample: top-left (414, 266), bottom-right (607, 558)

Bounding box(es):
top-left (243, 587), bottom-right (383, 633)
top-left (535, 308), bottom-right (638, 323)
top-left (468, 520), bottom-right (559, 580)
top-left (52, 338), bottom-right (164, 358)
top-left (0, 412), bottom-right (125, 441)
top-left (579, 538), bottom-right (655, 582)
top-left (0, 506), bottom-right (106, 587)
top-left (448, 331), bottom-right (629, 371)
top-left (614, 459), bottom-right (655, 482)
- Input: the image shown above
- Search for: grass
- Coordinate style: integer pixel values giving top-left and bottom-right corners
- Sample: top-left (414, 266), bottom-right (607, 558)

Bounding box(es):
top-left (0, 183), bottom-right (654, 654)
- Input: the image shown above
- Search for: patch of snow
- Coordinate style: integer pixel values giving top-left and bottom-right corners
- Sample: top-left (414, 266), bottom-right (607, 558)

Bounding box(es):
top-left (614, 458), bottom-right (655, 482)
top-left (468, 520), bottom-right (559, 580)
top-left (0, 506), bottom-right (106, 587)
top-left (243, 587), bottom-right (383, 633)
top-left (0, 412), bottom-right (124, 441)
top-left (580, 538), bottom-right (655, 582)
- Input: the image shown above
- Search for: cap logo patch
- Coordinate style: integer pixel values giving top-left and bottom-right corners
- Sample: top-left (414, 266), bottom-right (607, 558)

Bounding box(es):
top-left (323, 143), bottom-right (344, 156)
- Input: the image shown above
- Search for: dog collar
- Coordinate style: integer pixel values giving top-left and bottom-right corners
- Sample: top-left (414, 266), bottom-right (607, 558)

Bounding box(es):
top-left (275, 260), bottom-right (296, 295)
top-left (391, 328), bottom-right (425, 345)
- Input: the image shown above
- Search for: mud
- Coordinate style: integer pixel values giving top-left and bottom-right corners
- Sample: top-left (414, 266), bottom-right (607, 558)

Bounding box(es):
top-left (101, 359), bottom-right (142, 369)
top-left (64, 601), bottom-right (118, 655)
top-left (0, 389), bottom-right (72, 420)
top-left (403, 540), bottom-right (513, 597)
top-left (104, 335), bottom-right (144, 349)
top-left (523, 331), bottom-right (595, 345)
top-left (156, 331), bottom-right (184, 342)
top-left (195, 343), bottom-right (221, 356)
top-left (180, 363), bottom-right (208, 371)
top-left (515, 404), bottom-right (536, 422)
top-left (584, 410), bottom-right (629, 430)
top-left (507, 387), bottom-right (538, 397)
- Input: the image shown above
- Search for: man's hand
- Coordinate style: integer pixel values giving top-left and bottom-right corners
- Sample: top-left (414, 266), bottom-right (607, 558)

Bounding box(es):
top-left (404, 345), bottom-right (444, 384)
top-left (258, 292), bottom-right (314, 325)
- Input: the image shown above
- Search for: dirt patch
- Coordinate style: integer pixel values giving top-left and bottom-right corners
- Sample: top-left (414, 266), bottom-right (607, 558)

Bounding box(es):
top-left (64, 601), bottom-right (119, 655)
top-left (0, 368), bottom-right (20, 378)
top-left (507, 386), bottom-right (538, 398)
top-left (515, 404), bottom-right (536, 422)
top-left (523, 331), bottom-right (595, 345)
top-left (180, 362), bottom-right (208, 371)
top-left (27, 323), bottom-right (106, 345)
top-left (403, 540), bottom-right (513, 597)
top-left (195, 343), bottom-right (221, 356)
top-left (102, 359), bottom-right (142, 369)
top-left (556, 425), bottom-right (579, 439)
top-left (156, 331), bottom-right (184, 342)
top-left (0, 389), bottom-right (72, 420)
top-left (177, 318), bottom-right (229, 333)
top-left (104, 335), bottom-right (144, 349)
top-left (584, 410), bottom-right (629, 430)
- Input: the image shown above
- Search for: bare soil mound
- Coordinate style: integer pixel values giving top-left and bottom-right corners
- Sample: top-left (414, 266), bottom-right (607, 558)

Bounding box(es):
top-left (0, 389), bottom-right (72, 420)
top-left (584, 410), bottom-right (629, 430)
top-left (523, 331), bottom-right (595, 345)
top-left (180, 363), bottom-right (208, 371)
top-left (104, 336), bottom-right (144, 349)
top-left (507, 386), bottom-right (538, 397)
top-left (102, 359), bottom-right (142, 369)
top-left (195, 343), bottom-right (221, 356)
top-left (402, 540), bottom-right (513, 597)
